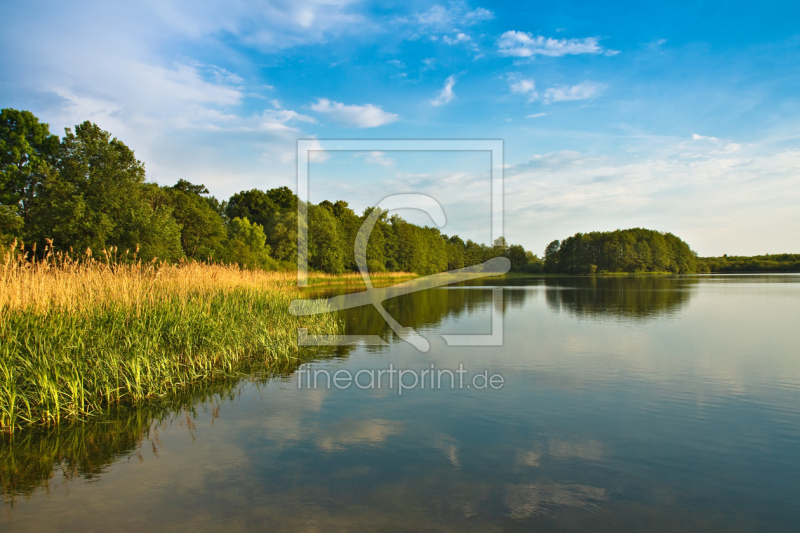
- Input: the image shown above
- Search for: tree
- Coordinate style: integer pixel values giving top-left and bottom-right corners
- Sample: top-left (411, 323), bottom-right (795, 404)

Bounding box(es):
top-left (225, 189), bottom-right (277, 229)
top-left (165, 180), bottom-right (227, 260)
top-left (28, 121), bottom-right (183, 260)
top-left (308, 204), bottom-right (345, 274)
top-left (544, 240), bottom-right (561, 272)
top-left (225, 217), bottom-right (276, 270)
top-left (0, 109), bottom-right (60, 240)
top-left (506, 244), bottom-right (528, 271)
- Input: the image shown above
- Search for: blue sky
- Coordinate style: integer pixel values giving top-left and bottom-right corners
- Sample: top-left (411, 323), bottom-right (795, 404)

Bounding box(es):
top-left (2, 0), bottom-right (799, 255)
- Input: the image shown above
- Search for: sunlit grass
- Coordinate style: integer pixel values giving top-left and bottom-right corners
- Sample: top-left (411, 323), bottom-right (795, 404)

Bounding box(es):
top-left (0, 242), bottom-right (341, 432)
top-left (304, 271), bottom-right (417, 289)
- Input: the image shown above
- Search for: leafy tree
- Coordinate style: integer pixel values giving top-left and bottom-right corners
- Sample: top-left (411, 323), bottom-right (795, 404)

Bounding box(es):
top-left (225, 189), bottom-right (277, 229)
top-left (165, 180), bottom-right (227, 260)
top-left (28, 121), bottom-right (183, 260)
top-left (0, 108), bottom-right (60, 240)
top-left (308, 204), bottom-right (345, 274)
top-left (544, 240), bottom-right (561, 272)
top-left (506, 244), bottom-right (528, 271)
top-left (225, 217), bottom-right (276, 270)
top-left (543, 229), bottom-right (699, 274)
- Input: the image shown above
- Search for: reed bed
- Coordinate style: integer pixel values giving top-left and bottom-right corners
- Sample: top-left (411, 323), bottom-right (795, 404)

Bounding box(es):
top-left (303, 270), bottom-right (417, 288)
top-left (0, 242), bottom-right (341, 432)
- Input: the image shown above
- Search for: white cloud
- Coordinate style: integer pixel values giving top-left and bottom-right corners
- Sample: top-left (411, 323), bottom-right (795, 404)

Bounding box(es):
top-left (498, 31), bottom-right (604, 58)
top-left (431, 76), bottom-right (456, 106)
top-left (508, 76), bottom-right (538, 102)
top-left (503, 142), bottom-right (800, 256)
top-left (305, 138), bottom-right (331, 163)
top-left (692, 133), bottom-right (719, 141)
top-left (395, 3), bottom-right (492, 53)
top-left (543, 81), bottom-right (602, 104)
top-left (404, 4), bottom-right (493, 32)
top-left (442, 32), bottom-right (471, 45)
top-left (310, 98), bottom-right (399, 128)
top-left (354, 151), bottom-right (395, 166)
top-left (526, 112), bottom-right (546, 118)
top-left (462, 7), bottom-right (494, 25)
top-left (148, 0), bottom-right (373, 50)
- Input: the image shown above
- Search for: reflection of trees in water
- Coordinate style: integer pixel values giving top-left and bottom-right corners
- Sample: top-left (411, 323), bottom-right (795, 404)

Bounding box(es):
top-left (1, 407), bottom-right (159, 504)
top-left (313, 275), bottom-right (696, 356)
top-left (3, 277), bottom-right (698, 501)
top-left (544, 276), bottom-right (696, 319)
top-left (0, 368), bottom-right (301, 504)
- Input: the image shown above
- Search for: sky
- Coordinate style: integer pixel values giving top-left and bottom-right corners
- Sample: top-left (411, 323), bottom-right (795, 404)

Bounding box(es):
top-left (2, 0), bottom-right (799, 256)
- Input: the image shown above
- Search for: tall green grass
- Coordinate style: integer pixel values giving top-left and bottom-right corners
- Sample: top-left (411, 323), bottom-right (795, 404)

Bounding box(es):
top-left (0, 243), bottom-right (340, 432)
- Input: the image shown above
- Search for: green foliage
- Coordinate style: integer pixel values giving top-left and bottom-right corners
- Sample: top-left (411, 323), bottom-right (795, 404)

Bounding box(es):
top-left (700, 253), bottom-right (800, 273)
top-left (165, 180), bottom-right (227, 260)
top-left (226, 188), bottom-right (278, 229)
top-left (10, 108), bottom-right (781, 276)
top-left (0, 287), bottom-right (339, 431)
top-left (543, 228), bottom-right (700, 274)
top-left (27, 121), bottom-right (183, 260)
top-left (308, 204), bottom-right (346, 274)
top-left (225, 217), bottom-right (277, 270)
top-left (0, 108), bottom-right (60, 230)
top-left (0, 205), bottom-right (22, 245)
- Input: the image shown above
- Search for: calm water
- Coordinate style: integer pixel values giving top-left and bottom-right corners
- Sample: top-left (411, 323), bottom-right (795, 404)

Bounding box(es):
top-left (2, 275), bottom-right (800, 531)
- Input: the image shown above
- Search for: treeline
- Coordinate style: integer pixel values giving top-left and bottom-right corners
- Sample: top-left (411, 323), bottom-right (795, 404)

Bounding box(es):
top-left (700, 254), bottom-right (800, 273)
top-left (543, 228), bottom-right (702, 273)
top-left (0, 109), bottom-right (544, 274)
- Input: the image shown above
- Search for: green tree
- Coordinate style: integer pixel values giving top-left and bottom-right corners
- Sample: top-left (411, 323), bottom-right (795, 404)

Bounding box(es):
top-left (225, 217), bottom-right (276, 270)
top-left (506, 244), bottom-right (529, 271)
top-left (308, 204), bottom-right (345, 274)
top-left (0, 109), bottom-right (60, 240)
top-left (544, 240), bottom-right (561, 272)
top-left (225, 189), bottom-right (277, 229)
top-left (165, 180), bottom-right (227, 260)
top-left (29, 121), bottom-right (183, 260)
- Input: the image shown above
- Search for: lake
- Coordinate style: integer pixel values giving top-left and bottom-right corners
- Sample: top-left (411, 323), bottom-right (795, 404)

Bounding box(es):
top-left (2, 275), bottom-right (799, 531)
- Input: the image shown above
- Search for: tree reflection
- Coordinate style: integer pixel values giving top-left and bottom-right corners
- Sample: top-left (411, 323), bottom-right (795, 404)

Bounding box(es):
top-left (544, 276), bottom-right (696, 319)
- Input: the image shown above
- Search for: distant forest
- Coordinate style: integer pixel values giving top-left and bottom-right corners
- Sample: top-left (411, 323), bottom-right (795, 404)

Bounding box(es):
top-left (2, 109), bottom-right (796, 275)
top-left (543, 228), bottom-right (701, 274)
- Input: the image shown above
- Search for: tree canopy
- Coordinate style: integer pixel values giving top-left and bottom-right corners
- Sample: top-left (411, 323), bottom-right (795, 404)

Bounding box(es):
top-left (543, 228), bottom-right (700, 274)
top-left (3, 108), bottom-right (764, 275)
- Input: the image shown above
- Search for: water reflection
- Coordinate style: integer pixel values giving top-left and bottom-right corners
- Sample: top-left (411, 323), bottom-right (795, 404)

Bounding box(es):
top-left (543, 276), bottom-right (696, 320)
top-left (1, 277), bottom-right (698, 503)
top-left (504, 482), bottom-right (608, 519)
top-left (314, 276), bottom-right (698, 353)
top-left (3, 275), bottom-right (800, 531)
top-left (0, 378), bottom-right (246, 505)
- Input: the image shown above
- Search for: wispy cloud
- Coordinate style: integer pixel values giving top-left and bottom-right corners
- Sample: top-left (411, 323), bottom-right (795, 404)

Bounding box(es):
top-left (354, 151), bottom-right (395, 166)
top-left (442, 32), bottom-right (471, 45)
top-left (508, 76), bottom-right (538, 102)
top-left (306, 138), bottom-right (331, 163)
top-left (498, 31), bottom-right (605, 58)
top-left (395, 3), bottom-right (493, 55)
top-left (503, 140), bottom-right (800, 256)
top-left (150, 0), bottom-right (373, 51)
top-left (692, 133), bottom-right (719, 141)
top-left (543, 81), bottom-right (602, 104)
top-left (526, 112), bottom-right (546, 118)
top-left (402, 4), bottom-right (493, 33)
top-left (310, 98), bottom-right (399, 128)
top-left (431, 75), bottom-right (457, 106)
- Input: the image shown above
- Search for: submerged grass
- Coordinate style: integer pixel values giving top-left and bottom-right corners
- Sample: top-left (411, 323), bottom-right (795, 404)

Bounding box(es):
top-left (0, 243), bottom-right (341, 432)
